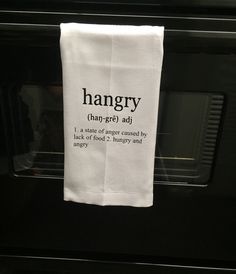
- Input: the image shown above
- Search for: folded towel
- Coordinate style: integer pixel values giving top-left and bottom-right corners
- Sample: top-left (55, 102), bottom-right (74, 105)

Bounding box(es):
top-left (60, 23), bottom-right (164, 207)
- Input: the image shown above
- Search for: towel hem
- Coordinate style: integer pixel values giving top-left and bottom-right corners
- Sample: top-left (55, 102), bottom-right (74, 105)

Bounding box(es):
top-left (64, 188), bottom-right (153, 207)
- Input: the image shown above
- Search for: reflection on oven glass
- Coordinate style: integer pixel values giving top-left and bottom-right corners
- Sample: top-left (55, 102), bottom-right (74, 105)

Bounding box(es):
top-left (13, 84), bottom-right (64, 177)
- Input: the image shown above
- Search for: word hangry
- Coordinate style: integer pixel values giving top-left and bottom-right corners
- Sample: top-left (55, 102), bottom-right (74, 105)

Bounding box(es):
top-left (82, 88), bottom-right (141, 112)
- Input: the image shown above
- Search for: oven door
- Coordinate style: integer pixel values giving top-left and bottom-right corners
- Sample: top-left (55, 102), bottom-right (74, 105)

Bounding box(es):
top-left (0, 16), bottom-right (236, 273)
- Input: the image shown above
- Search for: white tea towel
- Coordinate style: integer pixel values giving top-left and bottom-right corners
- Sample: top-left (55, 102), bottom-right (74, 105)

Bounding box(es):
top-left (60, 23), bottom-right (164, 207)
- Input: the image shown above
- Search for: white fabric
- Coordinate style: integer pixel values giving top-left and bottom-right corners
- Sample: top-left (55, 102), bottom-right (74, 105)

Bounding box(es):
top-left (60, 23), bottom-right (164, 207)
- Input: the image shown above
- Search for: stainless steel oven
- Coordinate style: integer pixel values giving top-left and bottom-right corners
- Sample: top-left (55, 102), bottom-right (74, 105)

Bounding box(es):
top-left (0, 1), bottom-right (236, 273)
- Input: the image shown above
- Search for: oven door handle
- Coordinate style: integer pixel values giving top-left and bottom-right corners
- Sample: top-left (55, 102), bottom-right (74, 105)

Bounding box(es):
top-left (0, 23), bottom-right (60, 46)
top-left (1, 22), bottom-right (236, 36)
top-left (1, 22), bottom-right (236, 52)
top-left (0, 22), bottom-right (59, 33)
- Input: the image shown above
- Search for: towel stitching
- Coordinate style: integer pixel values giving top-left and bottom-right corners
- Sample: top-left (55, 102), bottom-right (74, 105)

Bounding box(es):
top-left (65, 188), bottom-right (152, 195)
top-left (103, 32), bottom-right (114, 200)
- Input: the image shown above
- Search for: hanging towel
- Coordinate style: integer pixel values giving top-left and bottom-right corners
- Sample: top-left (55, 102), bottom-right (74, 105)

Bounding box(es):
top-left (60, 23), bottom-right (164, 207)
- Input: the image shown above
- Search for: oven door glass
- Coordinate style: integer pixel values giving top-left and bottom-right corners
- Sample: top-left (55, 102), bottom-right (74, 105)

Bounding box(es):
top-left (1, 24), bottom-right (224, 185)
